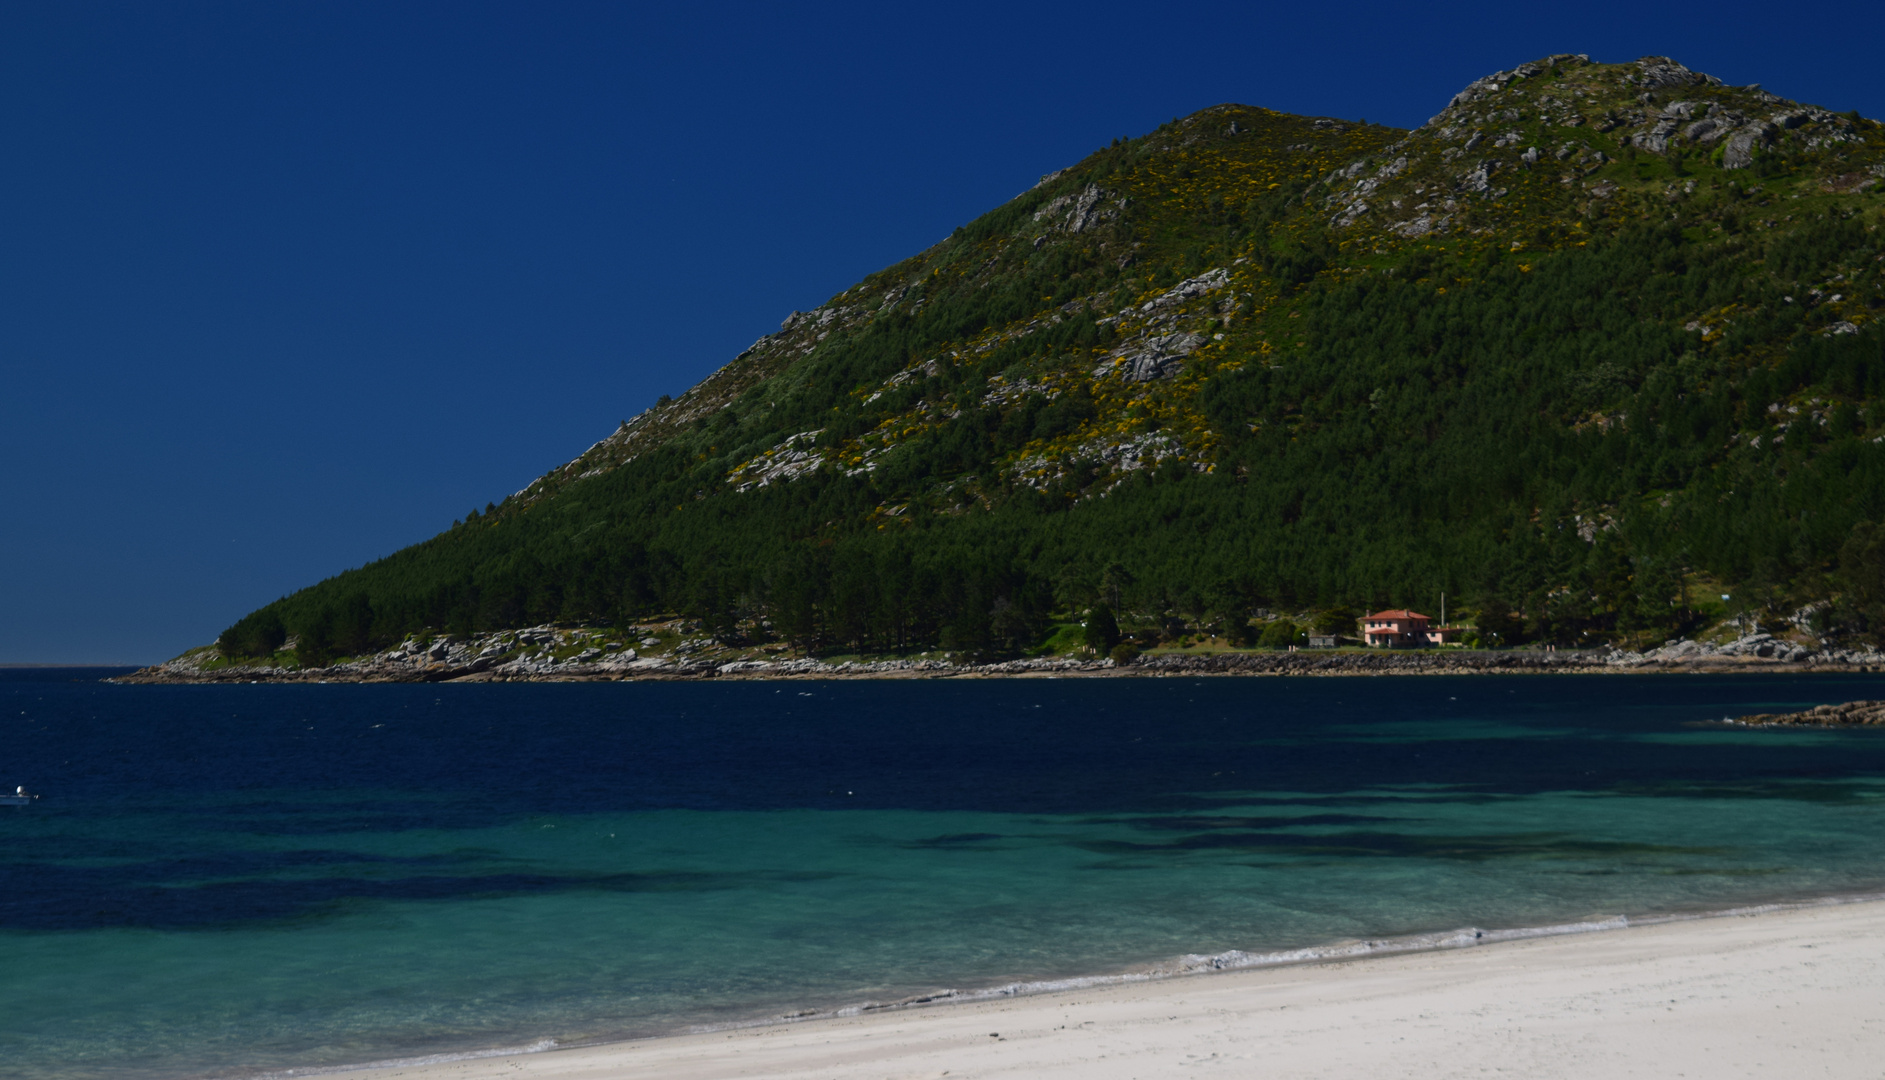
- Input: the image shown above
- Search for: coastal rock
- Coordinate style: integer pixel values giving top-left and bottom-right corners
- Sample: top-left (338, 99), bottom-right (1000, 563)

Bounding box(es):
top-left (109, 632), bottom-right (1885, 686)
top-left (1624, 631), bottom-right (1882, 667)
top-left (1129, 650), bottom-right (1602, 676)
top-left (1734, 700), bottom-right (1885, 726)
top-left (1714, 633), bottom-right (1813, 661)
top-left (1640, 638), bottom-right (1707, 661)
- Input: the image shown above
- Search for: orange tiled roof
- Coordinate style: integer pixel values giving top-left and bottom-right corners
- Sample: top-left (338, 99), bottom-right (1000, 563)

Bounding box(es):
top-left (1365, 610), bottom-right (1430, 621)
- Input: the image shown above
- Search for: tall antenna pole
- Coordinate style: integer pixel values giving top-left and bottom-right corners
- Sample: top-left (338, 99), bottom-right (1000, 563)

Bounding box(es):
top-left (1441, 592), bottom-right (1446, 627)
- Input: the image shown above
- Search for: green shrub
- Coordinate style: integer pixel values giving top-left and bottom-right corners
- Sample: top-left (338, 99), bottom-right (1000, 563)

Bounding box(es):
top-left (1256, 620), bottom-right (1303, 648)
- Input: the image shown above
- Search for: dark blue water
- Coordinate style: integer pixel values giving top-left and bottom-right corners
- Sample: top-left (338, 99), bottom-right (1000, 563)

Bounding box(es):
top-left (5, 669), bottom-right (1885, 1078)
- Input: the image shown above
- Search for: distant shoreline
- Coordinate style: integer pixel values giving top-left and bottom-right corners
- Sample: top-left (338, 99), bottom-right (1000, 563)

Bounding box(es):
top-left (111, 648), bottom-right (1884, 684)
top-left (1, 663), bottom-right (138, 669)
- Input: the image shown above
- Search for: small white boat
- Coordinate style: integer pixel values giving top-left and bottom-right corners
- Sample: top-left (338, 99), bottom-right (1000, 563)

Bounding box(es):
top-left (1, 786), bottom-right (37, 806)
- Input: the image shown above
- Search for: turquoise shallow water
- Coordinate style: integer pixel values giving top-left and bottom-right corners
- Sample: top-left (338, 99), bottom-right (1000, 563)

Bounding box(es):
top-left (4, 670), bottom-right (1885, 1078)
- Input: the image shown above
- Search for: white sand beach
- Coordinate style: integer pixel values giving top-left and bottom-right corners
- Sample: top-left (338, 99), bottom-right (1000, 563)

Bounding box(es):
top-left (361, 900), bottom-right (1885, 1080)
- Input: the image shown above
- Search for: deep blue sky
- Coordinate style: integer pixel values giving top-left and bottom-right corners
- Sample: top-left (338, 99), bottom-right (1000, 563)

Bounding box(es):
top-left (3, 1), bottom-right (1878, 663)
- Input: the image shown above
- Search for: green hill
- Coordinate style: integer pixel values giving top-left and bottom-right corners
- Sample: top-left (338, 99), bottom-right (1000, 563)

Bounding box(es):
top-left (219, 54), bottom-right (1885, 664)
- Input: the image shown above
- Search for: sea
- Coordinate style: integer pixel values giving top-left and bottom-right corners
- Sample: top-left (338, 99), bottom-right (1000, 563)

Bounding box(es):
top-left (5, 667), bottom-right (1885, 1079)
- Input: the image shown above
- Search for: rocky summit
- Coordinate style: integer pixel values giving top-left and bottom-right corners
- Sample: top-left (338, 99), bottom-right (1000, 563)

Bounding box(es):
top-left (190, 55), bottom-right (1885, 677)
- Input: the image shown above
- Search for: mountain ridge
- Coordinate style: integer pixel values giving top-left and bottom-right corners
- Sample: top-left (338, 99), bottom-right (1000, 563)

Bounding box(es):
top-left (517, 53), bottom-right (1878, 508)
top-left (206, 53), bottom-right (1885, 668)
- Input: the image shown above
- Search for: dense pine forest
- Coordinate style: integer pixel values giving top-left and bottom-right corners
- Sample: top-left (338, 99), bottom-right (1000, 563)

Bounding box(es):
top-left (216, 54), bottom-right (1885, 665)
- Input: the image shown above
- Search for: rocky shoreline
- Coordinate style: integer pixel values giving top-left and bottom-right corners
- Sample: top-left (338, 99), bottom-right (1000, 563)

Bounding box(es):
top-left (112, 627), bottom-right (1885, 684)
top-left (1732, 700), bottom-right (1885, 727)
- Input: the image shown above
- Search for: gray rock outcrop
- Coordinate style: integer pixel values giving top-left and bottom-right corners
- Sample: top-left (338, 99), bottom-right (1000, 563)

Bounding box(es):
top-left (1722, 124), bottom-right (1776, 169)
top-left (1734, 700), bottom-right (1885, 726)
top-left (1623, 632), bottom-right (1885, 667)
top-left (1109, 332), bottom-right (1206, 382)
